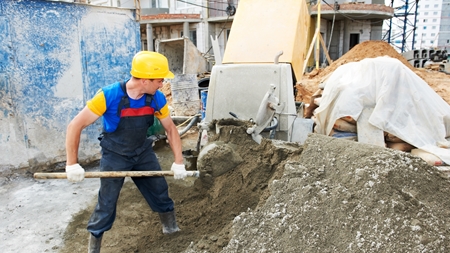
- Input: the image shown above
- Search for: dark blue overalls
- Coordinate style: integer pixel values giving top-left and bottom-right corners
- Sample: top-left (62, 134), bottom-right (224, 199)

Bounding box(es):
top-left (87, 82), bottom-right (174, 238)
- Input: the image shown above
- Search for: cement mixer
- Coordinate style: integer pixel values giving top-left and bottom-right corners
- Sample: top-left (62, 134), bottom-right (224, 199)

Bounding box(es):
top-left (201, 0), bottom-right (314, 144)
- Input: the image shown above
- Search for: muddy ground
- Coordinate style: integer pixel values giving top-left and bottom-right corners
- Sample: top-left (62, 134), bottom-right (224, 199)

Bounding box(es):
top-left (3, 119), bottom-right (450, 252)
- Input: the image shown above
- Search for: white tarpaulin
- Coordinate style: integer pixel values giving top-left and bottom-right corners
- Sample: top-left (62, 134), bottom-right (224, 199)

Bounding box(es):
top-left (315, 56), bottom-right (450, 164)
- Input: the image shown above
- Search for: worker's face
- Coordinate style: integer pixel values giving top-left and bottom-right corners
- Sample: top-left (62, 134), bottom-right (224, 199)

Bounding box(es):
top-left (145, 78), bottom-right (164, 94)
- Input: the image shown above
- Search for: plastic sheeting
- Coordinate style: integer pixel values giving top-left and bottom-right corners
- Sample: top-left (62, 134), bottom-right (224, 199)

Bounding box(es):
top-left (315, 56), bottom-right (450, 164)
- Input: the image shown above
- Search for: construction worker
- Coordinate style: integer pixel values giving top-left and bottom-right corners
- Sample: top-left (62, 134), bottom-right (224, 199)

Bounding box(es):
top-left (64, 51), bottom-right (187, 253)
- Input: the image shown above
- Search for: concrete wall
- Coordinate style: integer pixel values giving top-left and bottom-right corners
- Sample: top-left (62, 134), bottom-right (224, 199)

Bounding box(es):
top-left (370, 21), bottom-right (383, 41)
top-left (0, 0), bottom-right (140, 173)
top-left (319, 18), bottom-right (372, 61)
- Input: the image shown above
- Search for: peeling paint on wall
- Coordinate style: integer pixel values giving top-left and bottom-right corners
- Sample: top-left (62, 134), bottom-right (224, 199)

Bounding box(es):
top-left (0, 0), bottom-right (140, 171)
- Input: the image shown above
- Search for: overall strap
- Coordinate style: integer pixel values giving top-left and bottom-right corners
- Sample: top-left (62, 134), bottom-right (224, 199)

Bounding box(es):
top-left (146, 93), bottom-right (162, 114)
top-left (117, 81), bottom-right (130, 116)
top-left (145, 94), bottom-right (153, 106)
top-left (119, 80), bottom-right (127, 93)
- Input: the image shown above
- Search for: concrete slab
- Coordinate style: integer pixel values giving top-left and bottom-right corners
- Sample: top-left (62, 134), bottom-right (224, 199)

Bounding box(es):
top-left (357, 107), bottom-right (385, 147)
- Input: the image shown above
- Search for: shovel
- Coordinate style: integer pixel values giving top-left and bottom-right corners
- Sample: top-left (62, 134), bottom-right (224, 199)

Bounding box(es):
top-left (33, 170), bottom-right (200, 179)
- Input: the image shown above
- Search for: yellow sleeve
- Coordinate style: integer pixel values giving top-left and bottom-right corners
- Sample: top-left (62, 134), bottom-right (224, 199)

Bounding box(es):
top-left (86, 89), bottom-right (106, 116)
top-left (155, 104), bottom-right (170, 119)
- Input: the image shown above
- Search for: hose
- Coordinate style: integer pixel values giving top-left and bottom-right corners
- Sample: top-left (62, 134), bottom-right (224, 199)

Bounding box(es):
top-left (177, 114), bottom-right (200, 136)
top-left (264, 117), bottom-right (278, 139)
top-left (262, 117), bottom-right (278, 132)
top-left (172, 116), bottom-right (196, 125)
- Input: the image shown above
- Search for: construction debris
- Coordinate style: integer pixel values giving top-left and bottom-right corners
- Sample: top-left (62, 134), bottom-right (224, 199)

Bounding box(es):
top-left (313, 56), bottom-right (450, 164)
top-left (297, 41), bottom-right (450, 104)
top-left (297, 41), bottom-right (450, 166)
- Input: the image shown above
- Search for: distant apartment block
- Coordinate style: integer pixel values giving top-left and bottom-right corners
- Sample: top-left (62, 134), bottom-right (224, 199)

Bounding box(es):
top-left (415, 0), bottom-right (450, 49)
top-left (387, 0), bottom-right (450, 51)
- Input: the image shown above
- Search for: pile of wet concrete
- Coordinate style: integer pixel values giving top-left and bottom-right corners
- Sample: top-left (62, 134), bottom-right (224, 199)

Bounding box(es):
top-left (186, 120), bottom-right (450, 252)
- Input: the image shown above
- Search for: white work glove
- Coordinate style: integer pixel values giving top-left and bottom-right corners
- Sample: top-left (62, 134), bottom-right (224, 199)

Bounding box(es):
top-left (65, 163), bottom-right (85, 183)
top-left (171, 163), bottom-right (187, 180)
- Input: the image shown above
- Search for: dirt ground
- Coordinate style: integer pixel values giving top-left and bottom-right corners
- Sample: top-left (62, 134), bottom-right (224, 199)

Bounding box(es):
top-left (3, 40), bottom-right (450, 252)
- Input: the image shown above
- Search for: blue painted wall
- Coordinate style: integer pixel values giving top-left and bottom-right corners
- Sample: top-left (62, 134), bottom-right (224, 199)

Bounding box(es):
top-left (0, 0), bottom-right (140, 171)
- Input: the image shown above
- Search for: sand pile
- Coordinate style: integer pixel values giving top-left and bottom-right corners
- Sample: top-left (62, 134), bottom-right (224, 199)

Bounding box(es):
top-left (296, 40), bottom-right (450, 104)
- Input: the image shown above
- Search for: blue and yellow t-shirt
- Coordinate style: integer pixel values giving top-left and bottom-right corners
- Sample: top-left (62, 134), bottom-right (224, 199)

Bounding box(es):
top-left (87, 81), bottom-right (170, 133)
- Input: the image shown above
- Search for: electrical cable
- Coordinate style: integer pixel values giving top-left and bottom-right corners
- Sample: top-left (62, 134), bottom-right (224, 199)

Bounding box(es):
top-left (202, 14), bottom-right (231, 56)
top-left (174, 0), bottom-right (233, 58)
top-left (176, 0), bottom-right (226, 12)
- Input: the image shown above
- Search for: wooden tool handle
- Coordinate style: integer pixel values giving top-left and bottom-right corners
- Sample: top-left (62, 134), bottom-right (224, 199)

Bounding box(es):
top-left (33, 170), bottom-right (200, 179)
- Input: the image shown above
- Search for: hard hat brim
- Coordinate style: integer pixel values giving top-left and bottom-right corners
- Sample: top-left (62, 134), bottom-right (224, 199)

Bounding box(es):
top-left (165, 71), bottom-right (175, 79)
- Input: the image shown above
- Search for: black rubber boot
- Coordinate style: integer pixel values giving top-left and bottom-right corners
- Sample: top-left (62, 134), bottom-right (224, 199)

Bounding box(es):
top-left (158, 210), bottom-right (180, 234)
top-left (88, 233), bottom-right (102, 253)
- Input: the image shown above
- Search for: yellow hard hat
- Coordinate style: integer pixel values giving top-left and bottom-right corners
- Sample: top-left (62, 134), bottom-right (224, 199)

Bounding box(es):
top-left (130, 51), bottom-right (175, 79)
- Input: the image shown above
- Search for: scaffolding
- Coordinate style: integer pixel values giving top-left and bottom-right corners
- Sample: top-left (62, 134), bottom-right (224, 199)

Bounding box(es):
top-left (383, 0), bottom-right (419, 53)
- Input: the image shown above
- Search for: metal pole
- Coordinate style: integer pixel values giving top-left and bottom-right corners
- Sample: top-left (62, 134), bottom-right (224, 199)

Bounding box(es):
top-left (411, 0), bottom-right (420, 49)
top-left (387, 0), bottom-right (394, 44)
top-left (401, 0), bottom-right (409, 53)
